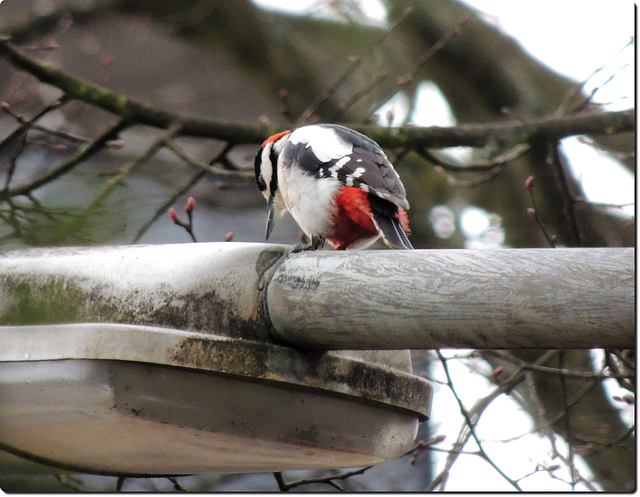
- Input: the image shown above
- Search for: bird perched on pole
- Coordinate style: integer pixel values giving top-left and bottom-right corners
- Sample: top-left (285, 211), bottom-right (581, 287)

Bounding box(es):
top-left (254, 124), bottom-right (412, 250)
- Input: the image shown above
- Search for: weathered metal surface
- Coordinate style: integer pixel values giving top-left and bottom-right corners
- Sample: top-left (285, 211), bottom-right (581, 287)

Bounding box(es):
top-left (0, 323), bottom-right (431, 417)
top-left (0, 323), bottom-right (431, 474)
top-left (0, 242), bottom-right (412, 369)
top-left (0, 359), bottom-right (421, 475)
top-left (0, 243), bottom-right (432, 475)
top-left (266, 247), bottom-right (634, 349)
top-left (0, 243), bottom-right (284, 342)
top-left (3, 243), bottom-right (632, 351)
top-left (2, 242), bottom-right (631, 475)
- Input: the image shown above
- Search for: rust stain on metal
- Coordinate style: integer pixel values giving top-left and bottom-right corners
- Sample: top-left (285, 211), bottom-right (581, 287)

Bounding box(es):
top-left (171, 336), bottom-right (432, 420)
top-left (172, 337), bottom-right (269, 378)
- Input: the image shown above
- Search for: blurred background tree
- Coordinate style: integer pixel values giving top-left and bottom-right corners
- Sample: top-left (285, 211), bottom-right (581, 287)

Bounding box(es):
top-left (0, 0), bottom-right (634, 491)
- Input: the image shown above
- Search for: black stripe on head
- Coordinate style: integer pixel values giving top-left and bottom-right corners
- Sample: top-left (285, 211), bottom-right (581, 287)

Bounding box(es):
top-left (256, 130), bottom-right (290, 196)
top-left (254, 148), bottom-right (267, 192)
top-left (268, 144), bottom-right (279, 198)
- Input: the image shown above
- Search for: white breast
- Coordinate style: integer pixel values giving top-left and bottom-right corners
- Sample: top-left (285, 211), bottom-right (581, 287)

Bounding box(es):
top-left (277, 163), bottom-right (341, 238)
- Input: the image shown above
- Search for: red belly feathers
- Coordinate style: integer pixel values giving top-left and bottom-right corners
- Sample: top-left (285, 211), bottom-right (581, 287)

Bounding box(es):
top-left (325, 186), bottom-right (408, 250)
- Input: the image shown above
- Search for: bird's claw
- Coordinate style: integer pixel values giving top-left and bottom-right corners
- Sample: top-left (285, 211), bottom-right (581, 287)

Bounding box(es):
top-left (291, 236), bottom-right (325, 252)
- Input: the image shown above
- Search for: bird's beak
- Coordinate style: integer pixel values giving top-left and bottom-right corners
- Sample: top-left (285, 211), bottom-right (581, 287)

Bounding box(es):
top-left (265, 196), bottom-right (276, 240)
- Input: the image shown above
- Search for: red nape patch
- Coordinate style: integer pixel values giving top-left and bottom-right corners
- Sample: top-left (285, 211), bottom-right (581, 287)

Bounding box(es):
top-left (262, 130), bottom-right (290, 148)
top-left (326, 186), bottom-right (379, 249)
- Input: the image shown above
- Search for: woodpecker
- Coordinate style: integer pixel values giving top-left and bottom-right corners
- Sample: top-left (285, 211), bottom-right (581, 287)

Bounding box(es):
top-left (254, 124), bottom-right (412, 250)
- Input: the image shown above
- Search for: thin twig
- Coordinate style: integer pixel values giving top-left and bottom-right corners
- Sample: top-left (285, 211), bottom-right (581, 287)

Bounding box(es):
top-left (547, 142), bottom-right (581, 245)
top-left (608, 349), bottom-right (635, 370)
top-left (166, 476), bottom-right (186, 492)
top-left (133, 169), bottom-right (204, 243)
top-left (604, 350), bottom-right (635, 392)
top-left (0, 118), bottom-right (128, 200)
top-left (297, 5), bottom-right (414, 124)
top-left (573, 197), bottom-right (635, 210)
top-left (81, 123), bottom-right (182, 216)
top-left (572, 426), bottom-right (636, 455)
top-left (420, 143), bottom-right (531, 173)
top-left (427, 350), bottom-right (561, 491)
top-left (1, 97), bottom-right (68, 189)
top-left (558, 352), bottom-right (578, 490)
top-left (404, 434), bottom-right (447, 465)
top-left (395, 15), bottom-right (468, 95)
top-left (273, 466), bottom-right (372, 492)
top-left (169, 196), bottom-right (197, 243)
top-left (133, 141), bottom-right (237, 243)
top-left (576, 135), bottom-right (635, 163)
top-left (435, 350), bottom-right (523, 491)
top-left (436, 162), bottom-right (506, 187)
top-left (360, 15), bottom-right (469, 124)
top-left (163, 139), bottom-right (253, 179)
top-left (557, 38), bottom-right (634, 115)
top-left (27, 122), bottom-right (124, 149)
top-left (524, 175), bottom-right (557, 247)
top-left (483, 350), bottom-right (635, 379)
top-left (329, 70), bottom-right (388, 122)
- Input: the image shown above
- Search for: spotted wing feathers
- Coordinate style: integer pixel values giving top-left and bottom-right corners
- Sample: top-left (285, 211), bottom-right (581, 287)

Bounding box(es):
top-left (283, 124), bottom-right (409, 210)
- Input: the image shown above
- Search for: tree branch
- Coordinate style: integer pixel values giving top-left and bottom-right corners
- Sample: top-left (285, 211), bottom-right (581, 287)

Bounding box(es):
top-left (0, 37), bottom-right (634, 151)
top-left (435, 350), bottom-right (523, 491)
top-left (0, 118), bottom-right (128, 200)
top-left (0, 36), bottom-right (271, 144)
top-left (362, 109), bottom-right (635, 149)
top-left (274, 466), bottom-right (372, 491)
top-left (483, 350), bottom-right (635, 379)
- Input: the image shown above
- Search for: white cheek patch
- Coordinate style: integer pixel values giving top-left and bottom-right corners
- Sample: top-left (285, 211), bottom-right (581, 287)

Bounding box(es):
top-left (260, 144), bottom-right (273, 189)
top-left (289, 126), bottom-right (353, 162)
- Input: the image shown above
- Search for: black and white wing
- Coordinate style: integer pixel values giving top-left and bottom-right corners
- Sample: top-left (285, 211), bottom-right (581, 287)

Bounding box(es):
top-left (282, 124), bottom-right (409, 210)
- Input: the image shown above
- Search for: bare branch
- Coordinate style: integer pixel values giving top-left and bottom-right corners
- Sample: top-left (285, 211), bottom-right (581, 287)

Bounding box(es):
top-left (298, 5), bottom-right (415, 124)
top-left (361, 108), bottom-right (635, 150)
top-left (434, 350), bottom-right (522, 491)
top-left (0, 37), bottom-right (633, 151)
top-left (525, 175), bottom-right (557, 247)
top-left (0, 37), bottom-right (271, 143)
top-left (547, 143), bottom-right (582, 245)
top-left (393, 15), bottom-right (469, 96)
top-left (133, 142), bottom-right (233, 243)
top-left (483, 350), bottom-right (635, 380)
top-left (420, 143), bottom-right (531, 172)
top-left (0, 118), bottom-right (128, 200)
top-left (168, 196), bottom-right (197, 243)
top-left (273, 466), bottom-right (372, 491)
top-left (82, 122), bottom-right (183, 216)
top-left (557, 38), bottom-right (634, 115)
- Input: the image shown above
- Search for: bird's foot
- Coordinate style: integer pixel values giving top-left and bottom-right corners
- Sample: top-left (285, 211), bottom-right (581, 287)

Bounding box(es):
top-left (291, 235), bottom-right (325, 253)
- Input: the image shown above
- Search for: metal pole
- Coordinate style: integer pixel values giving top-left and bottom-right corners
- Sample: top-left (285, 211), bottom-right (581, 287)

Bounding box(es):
top-left (0, 244), bottom-right (633, 350)
top-left (265, 247), bottom-right (634, 350)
